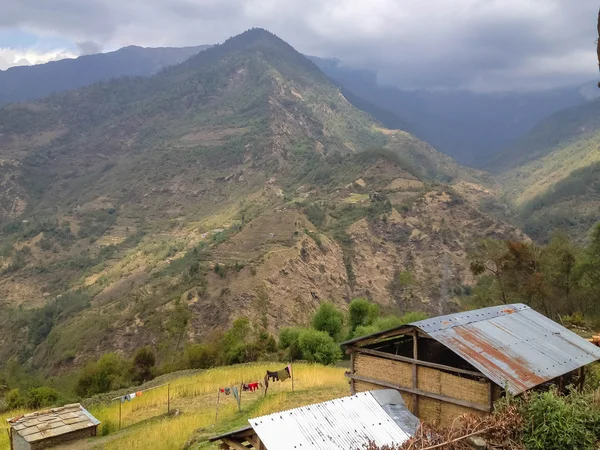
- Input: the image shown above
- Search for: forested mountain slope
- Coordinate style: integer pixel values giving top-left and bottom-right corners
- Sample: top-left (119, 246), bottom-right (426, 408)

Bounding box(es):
top-left (0, 29), bottom-right (523, 374)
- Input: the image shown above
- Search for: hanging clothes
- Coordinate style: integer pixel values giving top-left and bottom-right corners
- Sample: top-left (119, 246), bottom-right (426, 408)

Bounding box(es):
top-left (136, 391), bottom-right (143, 397)
top-left (232, 386), bottom-right (240, 407)
top-left (242, 383), bottom-right (250, 392)
top-left (248, 382), bottom-right (259, 392)
top-left (276, 367), bottom-right (290, 382)
top-left (224, 387), bottom-right (231, 395)
top-left (266, 370), bottom-right (279, 382)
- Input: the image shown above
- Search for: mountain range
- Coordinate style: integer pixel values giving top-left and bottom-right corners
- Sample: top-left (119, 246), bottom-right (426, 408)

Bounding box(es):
top-left (0, 44), bottom-right (210, 107)
top-left (310, 57), bottom-right (598, 166)
top-left (0, 29), bottom-right (528, 374)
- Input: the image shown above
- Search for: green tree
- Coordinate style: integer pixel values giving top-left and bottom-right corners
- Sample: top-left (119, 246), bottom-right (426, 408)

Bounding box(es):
top-left (75, 353), bottom-right (129, 397)
top-left (131, 346), bottom-right (156, 384)
top-left (26, 387), bottom-right (59, 409)
top-left (5, 388), bottom-right (25, 410)
top-left (278, 327), bottom-right (303, 360)
top-left (311, 302), bottom-right (344, 341)
top-left (185, 343), bottom-right (218, 369)
top-left (348, 298), bottom-right (379, 334)
top-left (297, 329), bottom-right (342, 365)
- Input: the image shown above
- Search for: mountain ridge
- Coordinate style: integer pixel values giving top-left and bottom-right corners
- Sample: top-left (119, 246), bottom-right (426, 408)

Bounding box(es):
top-left (0, 28), bottom-right (524, 374)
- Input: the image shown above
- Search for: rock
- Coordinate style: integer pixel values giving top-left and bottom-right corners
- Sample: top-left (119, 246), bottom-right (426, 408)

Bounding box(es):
top-left (466, 436), bottom-right (487, 449)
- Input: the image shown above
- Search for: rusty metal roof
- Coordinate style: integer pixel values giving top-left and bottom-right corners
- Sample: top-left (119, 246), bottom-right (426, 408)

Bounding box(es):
top-left (247, 390), bottom-right (418, 450)
top-left (411, 304), bottom-right (600, 394)
top-left (7, 403), bottom-right (100, 443)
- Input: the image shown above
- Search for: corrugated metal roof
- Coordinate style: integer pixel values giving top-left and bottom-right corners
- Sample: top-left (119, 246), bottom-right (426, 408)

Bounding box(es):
top-left (249, 390), bottom-right (417, 450)
top-left (7, 403), bottom-right (100, 443)
top-left (411, 304), bottom-right (600, 395)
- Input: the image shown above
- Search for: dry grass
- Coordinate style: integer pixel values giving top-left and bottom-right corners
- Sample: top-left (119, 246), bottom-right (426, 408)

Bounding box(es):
top-left (89, 362), bottom-right (347, 450)
top-left (1, 408), bottom-right (30, 449)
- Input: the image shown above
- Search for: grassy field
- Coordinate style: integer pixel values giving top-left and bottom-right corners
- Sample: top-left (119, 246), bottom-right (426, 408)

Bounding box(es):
top-left (11, 362), bottom-right (347, 450)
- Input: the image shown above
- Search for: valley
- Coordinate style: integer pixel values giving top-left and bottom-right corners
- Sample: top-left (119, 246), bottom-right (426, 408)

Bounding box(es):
top-left (1, 23), bottom-right (600, 450)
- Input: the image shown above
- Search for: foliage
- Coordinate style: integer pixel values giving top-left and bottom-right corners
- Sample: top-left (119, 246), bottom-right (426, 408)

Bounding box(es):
top-left (311, 302), bottom-right (344, 341)
top-left (131, 347), bottom-right (156, 384)
top-left (185, 343), bottom-right (219, 369)
top-left (353, 312), bottom-right (428, 339)
top-left (518, 388), bottom-right (600, 450)
top-left (348, 298), bottom-right (379, 334)
top-left (467, 228), bottom-right (600, 319)
top-left (221, 318), bottom-right (277, 365)
top-left (26, 387), bottom-right (59, 409)
top-left (278, 327), bottom-right (303, 360)
top-left (297, 329), bottom-right (342, 365)
top-left (75, 353), bottom-right (130, 397)
top-left (5, 388), bottom-right (25, 410)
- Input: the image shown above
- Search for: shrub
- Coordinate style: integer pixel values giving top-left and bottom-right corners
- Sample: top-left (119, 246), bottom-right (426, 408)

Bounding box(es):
top-left (278, 327), bottom-right (304, 360)
top-left (131, 347), bottom-right (156, 384)
top-left (26, 387), bottom-right (59, 409)
top-left (311, 302), bottom-right (344, 341)
top-left (186, 344), bottom-right (218, 369)
top-left (5, 388), bottom-right (25, 410)
top-left (348, 298), bottom-right (379, 333)
top-left (519, 388), bottom-right (600, 450)
top-left (297, 329), bottom-right (342, 365)
top-left (101, 419), bottom-right (116, 436)
top-left (75, 353), bottom-right (130, 397)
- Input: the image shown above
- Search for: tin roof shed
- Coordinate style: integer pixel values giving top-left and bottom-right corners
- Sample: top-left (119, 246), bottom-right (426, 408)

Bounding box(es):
top-left (343, 304), bottom-right (600, 395)
top-left (211, 390), bottom-right (419, 450)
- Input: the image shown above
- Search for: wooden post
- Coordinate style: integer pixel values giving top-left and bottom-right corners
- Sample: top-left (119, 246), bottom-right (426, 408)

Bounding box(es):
top-left (579, 367), bottom-right (586, 392)
top-left (167, 384), bottom-right (171, 414)
top-left (215, 389), bottom-right (221, 424)
top-left (8, 427), bottom-right (14, 450)
top-left (488, 381), bottom-right (494, 412)
top-left (350, 352), bottom-right (356, 394)
top-left (291, 360), bottom-right (294, 392)
top-left (412, 329), bottom-right (419, 416)
top-left (119, 400), bottom-right (122, 430)
top-left (239, 383), bottom-right (242, 412)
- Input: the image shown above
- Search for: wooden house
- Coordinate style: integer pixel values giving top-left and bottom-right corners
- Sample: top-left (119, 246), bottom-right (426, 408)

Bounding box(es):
top-left (341, 304), bottom-right (600, 426)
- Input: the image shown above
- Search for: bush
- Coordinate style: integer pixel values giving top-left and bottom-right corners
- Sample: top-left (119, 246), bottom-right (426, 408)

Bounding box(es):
top-left (519, 388), bottom-right (600, 450)
top-left (297, 329), bottom-right (342, 365)
top-left (26, 387), bottom-right (59, 409)
top-left (5, 388), bottom-right (25, 410)
top-left (186, 344), bottom-right (218, 369)
top-left (278, 327), bottom-right (304, 360)
top-left (348, 298), bottom-right (379, 333)
top-left (101, 419), bottom-right (116, 436)
top-left (131, 347), bottom-right (156, 384)
top-left (75, 353), bottom-right (130, 397)
top-left (311, 302), bottom-right (344, 341)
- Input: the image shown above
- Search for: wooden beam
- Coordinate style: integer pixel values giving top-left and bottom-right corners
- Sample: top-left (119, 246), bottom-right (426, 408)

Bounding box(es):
top-left (347, 346), bottom-right (485, 378)
top-left (346, 373), bottom-right (491, 412)
top-left (412, 329), bottom-right (419, 416)
top-left (350, 352), bottom-right (356, 394)
top-left (222, 438), bottom-right (251, 450)
top-left (344, 326), bottom-right (416, 349)
top-left (488, 380), bottom-right (494, 412)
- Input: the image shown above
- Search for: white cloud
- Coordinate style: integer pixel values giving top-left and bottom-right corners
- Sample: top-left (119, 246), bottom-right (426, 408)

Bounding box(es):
top-left (0, 47), bottom-right (77, 70)
top-left (0, 0), bottom-right (597, 90)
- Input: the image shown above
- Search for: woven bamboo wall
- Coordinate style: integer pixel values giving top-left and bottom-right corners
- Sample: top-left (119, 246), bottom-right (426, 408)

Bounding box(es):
top-left (353, 354), bottom-right (490, 426)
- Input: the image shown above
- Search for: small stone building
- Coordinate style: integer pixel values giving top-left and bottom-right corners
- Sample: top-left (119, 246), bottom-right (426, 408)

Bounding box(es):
top-left (7, 403), bottom-right (100, 450)
top-left (342, 303), bottom-right (600, 426)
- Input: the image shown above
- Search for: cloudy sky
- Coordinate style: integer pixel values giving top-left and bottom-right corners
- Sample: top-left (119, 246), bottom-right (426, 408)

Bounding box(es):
top-left (0, 0), bottom-right (597, 91)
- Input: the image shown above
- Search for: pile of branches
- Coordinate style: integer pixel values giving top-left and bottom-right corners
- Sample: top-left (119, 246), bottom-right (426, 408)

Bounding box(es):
top-left (365, 405), bottom-right (524, 450)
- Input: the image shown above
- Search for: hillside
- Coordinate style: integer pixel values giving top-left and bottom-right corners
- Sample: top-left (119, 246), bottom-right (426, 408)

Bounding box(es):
top-left (310, 56), bottom-right (594, 166)
top-left (493, 97), bottom-right (600, 241)
top-left (0, 28), bottom-right (523, 374)
top-left (0, 44), bottom-right (210, 107)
